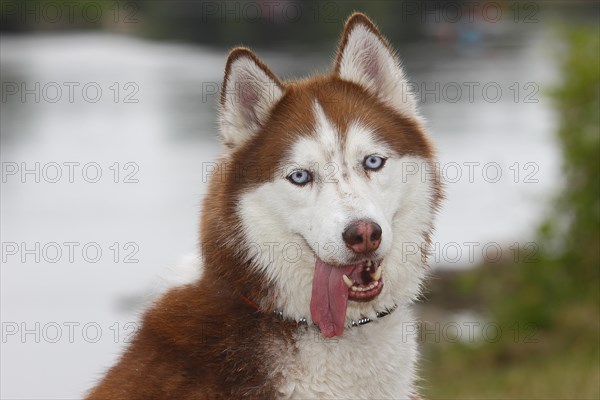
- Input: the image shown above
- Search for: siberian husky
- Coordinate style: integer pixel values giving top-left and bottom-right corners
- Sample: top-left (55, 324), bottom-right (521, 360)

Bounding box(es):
top-left (87, 13), bottom-right (442, 400)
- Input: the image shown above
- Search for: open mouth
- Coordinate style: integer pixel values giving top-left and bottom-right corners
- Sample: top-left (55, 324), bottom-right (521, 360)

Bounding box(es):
top-left (342, 259), bottom-right (384, 301)
top-left (310, 257), bottom-right (385, 338)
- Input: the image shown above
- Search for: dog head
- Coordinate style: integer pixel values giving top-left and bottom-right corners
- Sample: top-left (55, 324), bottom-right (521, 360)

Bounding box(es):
top-left (203, 13), bottom-right (442, 337)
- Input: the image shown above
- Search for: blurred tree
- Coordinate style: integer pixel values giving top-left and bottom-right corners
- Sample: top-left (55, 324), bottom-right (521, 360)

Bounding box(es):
top-left (547, 28), bottom-right (600, 303)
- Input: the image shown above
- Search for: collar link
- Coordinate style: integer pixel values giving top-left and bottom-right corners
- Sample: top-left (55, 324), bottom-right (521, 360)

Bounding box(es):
top-left (270, 302), bottom-right (398, 328)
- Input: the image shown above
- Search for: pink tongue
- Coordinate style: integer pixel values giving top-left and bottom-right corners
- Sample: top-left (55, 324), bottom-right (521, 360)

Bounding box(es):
top-left (310, 259), bottom-right (354, 338)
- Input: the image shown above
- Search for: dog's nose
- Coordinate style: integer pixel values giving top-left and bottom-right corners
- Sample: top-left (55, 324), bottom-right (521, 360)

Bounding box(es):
top-left (342, 220), bottom-right (382, 254)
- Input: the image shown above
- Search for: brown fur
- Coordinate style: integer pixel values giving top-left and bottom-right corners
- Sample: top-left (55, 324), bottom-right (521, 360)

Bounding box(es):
top-left (86, 278), bottom-right (300, 399)
top-left (86, 13), bottom-right (440, 399)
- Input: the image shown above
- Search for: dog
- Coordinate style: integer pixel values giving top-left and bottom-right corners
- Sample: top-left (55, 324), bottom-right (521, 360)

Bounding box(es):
top-left (86, 13), bottom-right (442, 400)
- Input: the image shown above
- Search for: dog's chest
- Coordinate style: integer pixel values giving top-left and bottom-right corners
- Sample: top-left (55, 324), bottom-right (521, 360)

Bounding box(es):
top-left (271, 313), bottom-right (418, 399)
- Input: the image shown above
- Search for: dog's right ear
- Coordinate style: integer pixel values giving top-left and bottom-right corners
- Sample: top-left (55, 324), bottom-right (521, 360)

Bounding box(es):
top-left (219, 48), bottom-right (284, 150)
top-left (334, 13), bottom-right (417, 118)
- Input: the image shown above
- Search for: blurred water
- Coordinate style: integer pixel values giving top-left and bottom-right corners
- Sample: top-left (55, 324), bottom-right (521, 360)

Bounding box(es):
top-left (1, 29), bottom-right (560, 399)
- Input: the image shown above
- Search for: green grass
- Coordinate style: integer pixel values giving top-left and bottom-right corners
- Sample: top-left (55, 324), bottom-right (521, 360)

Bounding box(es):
top-left (422, 345), bottom-right (599, 399)
top-left (420, 304), bottom-right (600, 399)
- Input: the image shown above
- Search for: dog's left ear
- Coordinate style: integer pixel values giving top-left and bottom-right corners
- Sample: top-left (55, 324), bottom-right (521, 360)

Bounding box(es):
top-left (334, 13), bottom-right (417, 117)
top-left (220, 48), bottom-right (284, 150)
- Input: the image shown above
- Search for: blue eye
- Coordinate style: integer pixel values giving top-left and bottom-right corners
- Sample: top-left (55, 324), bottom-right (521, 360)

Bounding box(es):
top-left (363, 155), bottom-right (386, 171)
top-left (287, 169), bottom-right (312, 185)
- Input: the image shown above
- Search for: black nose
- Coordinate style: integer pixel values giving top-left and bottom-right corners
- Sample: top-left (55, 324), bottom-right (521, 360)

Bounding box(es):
top-left (342, 220), bottom-right (382, 254)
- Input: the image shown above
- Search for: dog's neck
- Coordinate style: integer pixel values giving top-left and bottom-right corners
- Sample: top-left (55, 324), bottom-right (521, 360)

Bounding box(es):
top-left (239, 292), bottom-right (398, 333)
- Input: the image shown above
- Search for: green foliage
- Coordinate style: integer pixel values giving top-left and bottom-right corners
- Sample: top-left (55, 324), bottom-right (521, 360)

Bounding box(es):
top-left (545, 28), bottom-right (600, 301)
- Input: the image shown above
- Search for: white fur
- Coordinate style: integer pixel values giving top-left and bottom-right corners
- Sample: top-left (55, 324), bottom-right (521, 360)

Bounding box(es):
top-left (337, 23), bottom-right (419, 119)
top-left (148, 253), bottom-right (203, 301)
top-left (220, 56), bottom-right (283, 149)
top-left (160, 253), bottom-right (203, 288)
top-left (272, 308), bottom-right (420, 400)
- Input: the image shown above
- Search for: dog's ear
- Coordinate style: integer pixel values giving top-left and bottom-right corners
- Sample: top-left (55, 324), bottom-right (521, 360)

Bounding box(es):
top-left (334, 13), bottom-right (417, 117)
top-left (219, 48), bottom-right (284, 150)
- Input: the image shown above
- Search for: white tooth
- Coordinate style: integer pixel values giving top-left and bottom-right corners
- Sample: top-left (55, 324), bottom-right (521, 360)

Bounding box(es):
top-left (366, 259), bottom-right (372, 267)
top-left (342, 274), bottom-right (353, 288)
top-left (371, 266), bottom-right (382, 281)
top-left (351, 286), bottom-right (359, 291)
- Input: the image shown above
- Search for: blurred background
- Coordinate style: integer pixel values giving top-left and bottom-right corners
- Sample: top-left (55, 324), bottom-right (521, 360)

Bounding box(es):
top-left (0, 1), bottom-right (598, 399)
